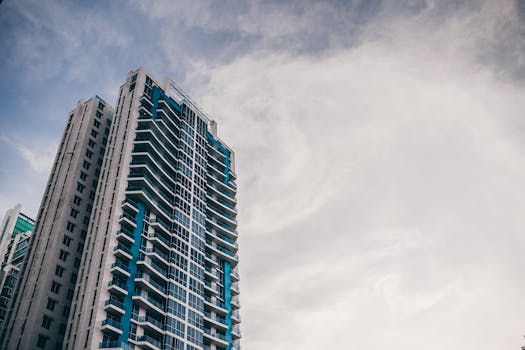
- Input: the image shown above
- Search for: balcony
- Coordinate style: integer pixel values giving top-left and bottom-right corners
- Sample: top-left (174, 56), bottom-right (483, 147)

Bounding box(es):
top-left (231, 297), bottom-right (240, 309)
top-left (203, 312), bottom-right (228, 330)
top-left (204, 296), bottom-right (228, 314)
top-left (110, 261), bottom-right (130, 278)
top-left (146, 232), bottom-right (171, 251)
top-left (204, 280), bottom-right (220, 295)
top-left (207, 230), bottom-right (238, 251)
top-left (105, 298), bottom-right (126, 315)
top-left (142, 247), bottom-right (170, 266)
top-left (203, 328), bottom-right (229, 346)
top-left (206, 241), bottom-right (238, 264)
top-left (115, 229), bottom-right (135, 245)
top-left (134, 335), bottom-right (162, 350)
top-left (113, 245), bottom-right (133, 260)
top-left (204, 266), bottom-right (220, 280)
top-left (101, 319), bottom-right (123, 335)
top-left (138, 258), bottom-right (168, 281)
top-left (107, 280), bottom-right (128, 296)
top-left (230, 270), bottom-right (240, 282)
top-left (206, 193), bottom-right (237, 215)
top-left (98, 341), bottom-right (129, 349)
top-left (133, 290), bottom-right (165, 315)
top-left (206, 218), bottom-right (238, 239)
top-left (118, 212), bottom-right (137, 229)
top-left (133, 314), bottom-right (165, 334)
top-left (208, 183), bottom-right (236, 203)
top-left (135, 273), bottom-right (168, 297)
top-left (232, 325), bottom-right (241, 339)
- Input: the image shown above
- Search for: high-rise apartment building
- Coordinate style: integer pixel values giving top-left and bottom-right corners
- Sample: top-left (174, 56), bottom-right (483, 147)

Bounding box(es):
top-left (1, 97), bottom-right (113, 350)
top-left (0, 204), bottom-right (35, 329)
top-left (65, 68), bottom-right (240, 350)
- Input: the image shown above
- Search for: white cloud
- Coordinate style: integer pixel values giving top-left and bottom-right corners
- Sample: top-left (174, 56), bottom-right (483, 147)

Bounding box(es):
top-left (191, 4), bottom-right (525, 349)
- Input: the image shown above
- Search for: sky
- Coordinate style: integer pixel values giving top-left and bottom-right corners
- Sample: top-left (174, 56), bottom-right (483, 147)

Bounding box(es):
top-left (1, 0), bottom-right (525, 349)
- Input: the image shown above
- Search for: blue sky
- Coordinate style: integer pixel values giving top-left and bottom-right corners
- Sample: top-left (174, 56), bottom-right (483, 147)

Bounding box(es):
top-left (1, 1), bottom-right (525, 349)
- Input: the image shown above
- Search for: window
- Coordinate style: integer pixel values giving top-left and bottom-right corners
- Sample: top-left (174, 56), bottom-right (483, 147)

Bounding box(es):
top-left (86, 204), bottom-right (92, 213)
top-left (93, 120), bottom-right (101, 128)
top-left (70, 273), bottom-right (77, 283)
top-left (67, 289), bottom-right (74, 301)
top-left (66, 221), bottom-right (76, 233)
top-left (98, 101), bottom-right (105, 110)
top-left (42, 315), bottom-right (53, 329)
top-left (96, 110), bottom-right (102, 118)
top-left (55, 265), bottom-right (65, 276)
top-left (89, 191), bottom-right (95, 200)
top-left (36, 334), bottom-right (48, 348)
top-left (82, 160), bottom-right (90, 170)
top-left (80, 230), bottom-right (87, 240)
top-left (77, 243), bottom-right (84, 253)
top-left (91, 129), bottom-right (98, 138)
top-left (83, 216), bottom-right (90, 225)
top-left (95, 168), bottom-right (100, 177)
top-left (74, 258), bottom-right (81, 269)
top-left (62, 235), bottom-right (72, 247)
top-left (70, 209), bottom-right (78, 219)
top-left (88, 139), bottom-right (96, 148)
top-left (92, 179), bottom-right (97, 188)
top-left (62, 305), bottom-right (70, 317)
top-left (80, 172), bottom-right (88, 181)
top-left (86, 150), bottom-right (93, 158)
top-left (46, 298), bottom-right (57, 311)
top-left (51, 281), bottom-right (62, 294)
top-left (59, 250), bottom-right (69, 262)
top-left (77, 182), bottom-right (85, 193)
top-left (73, 196), bottom-right (82, 205)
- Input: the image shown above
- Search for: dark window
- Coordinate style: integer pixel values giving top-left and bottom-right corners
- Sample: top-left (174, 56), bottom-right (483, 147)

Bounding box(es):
top-left (96, 110), bottom-right (102, 118)
top-left (70, 273), bottom-right (77, 284)
top-left (93, 120), bottom-right (101, 128)
top-left (42, 315), bottom-right (52, 329)
top-left (67, 289), bottom-right (74, 301)
top-left (98, 101), bottom-right (105, 110)
top-left (36, 334), bottom-right (48, 348)
top-left (55, 265), bottom-right (65, 276)
top-left (46, 298), bottom-right (57, 311)
top-left (59, 250), bottom-right (69, 262)
top-left (66, 221), bottom-right (76, 233)
top-left (88, 139), bottom-right (96, 148)
top-left (73, 196), bottom-right (82, 205)
top-left (70, 209), bottom-right (78, 219)
top-left (62, 235), bottom-right (72, 247)
top-left (83, 216), bottom-right (90, 225)
top-left (80, 172), bottom-right (88, 181)
top-left (89, 191), bottom-right (95, 200)
top-left (77, 182), bottom-right (85, 193)
top-left (86, 150), bottom-right (93, 158)
top-left (74, 258), bottom-right (81, 269)
top-left (80, 230), bottom-right (87, 240)
top-left (91, 129), bottom-right (98, 138)
top-left (77, 243), bottom-right (84, 253)
top-left (51, 281), bottom-right (62, 294)
top-left (82, 160), bottom-right (91, 170)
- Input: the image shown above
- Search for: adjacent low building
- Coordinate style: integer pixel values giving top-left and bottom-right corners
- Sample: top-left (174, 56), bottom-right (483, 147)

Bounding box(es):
top-left (0, 204), bottom-right (35, 330)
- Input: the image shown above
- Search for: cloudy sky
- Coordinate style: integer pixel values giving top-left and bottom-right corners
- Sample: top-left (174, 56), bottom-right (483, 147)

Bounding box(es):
top-left (1, 0), bottom-right (525, 349)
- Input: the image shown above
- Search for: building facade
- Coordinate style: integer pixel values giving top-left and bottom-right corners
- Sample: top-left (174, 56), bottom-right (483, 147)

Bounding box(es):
top-left (0, 97), bottom-right (113, 350)
top-left (0, 204), bottom-right (35, 330)
top-left (64, 68), bottom-right (240, 350)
